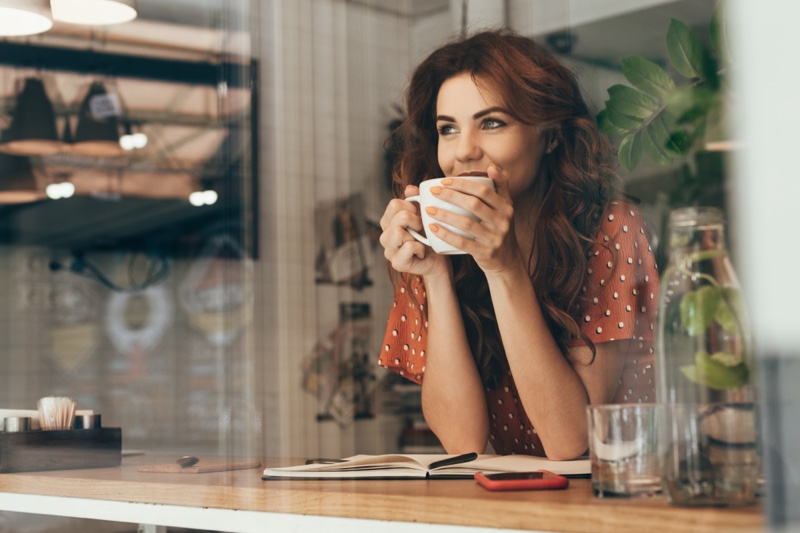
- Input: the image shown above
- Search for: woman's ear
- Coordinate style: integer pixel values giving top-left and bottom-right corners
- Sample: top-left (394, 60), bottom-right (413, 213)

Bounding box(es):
top-left (545, 130), bottom-right (558, 154)
top-left (544, 130), bottom-right (559, 154)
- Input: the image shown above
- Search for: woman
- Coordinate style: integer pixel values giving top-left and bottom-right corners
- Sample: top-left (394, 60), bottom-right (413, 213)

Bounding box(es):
top-left (378, 30), bottom-right (658, 460)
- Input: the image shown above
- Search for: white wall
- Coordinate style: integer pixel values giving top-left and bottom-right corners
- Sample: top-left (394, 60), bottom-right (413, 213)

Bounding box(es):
top-left (260, 0), bottom-right (421, 457)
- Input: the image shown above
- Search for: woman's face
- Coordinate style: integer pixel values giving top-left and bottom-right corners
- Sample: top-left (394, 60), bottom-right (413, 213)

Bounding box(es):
top-left (435, 72), bottom-right (547, 199)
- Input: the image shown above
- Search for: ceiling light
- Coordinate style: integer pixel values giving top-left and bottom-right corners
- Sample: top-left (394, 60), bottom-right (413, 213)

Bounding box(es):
top-left (189, 190), bottom-right (218, 207)
top-left (0, 78), bottom-right (64, 156)
top-left (72, 82), bottom-right (123, 157)
top-left (46, 181), bottom-right (75, 200)
top-left (50, 0), bottom-right (136, 26)
top-left (119, 122), bottom-right (147, 150)
top-left (0, 0), bottom-right (52, 37)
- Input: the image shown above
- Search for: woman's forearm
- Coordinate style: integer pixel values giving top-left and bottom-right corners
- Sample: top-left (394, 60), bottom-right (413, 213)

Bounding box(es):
top-left (420, 273), bottom-right (489, 454)
top-left (485, 263), bottom-right (590, 460)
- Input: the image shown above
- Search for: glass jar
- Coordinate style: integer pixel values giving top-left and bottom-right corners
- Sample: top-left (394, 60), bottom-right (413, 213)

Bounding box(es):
top-left (656, 206), bottom-right (759, 506)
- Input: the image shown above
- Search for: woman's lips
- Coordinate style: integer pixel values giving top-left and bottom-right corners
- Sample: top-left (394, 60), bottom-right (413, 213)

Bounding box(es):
top-left (458, 171), bottom-right (488, 177)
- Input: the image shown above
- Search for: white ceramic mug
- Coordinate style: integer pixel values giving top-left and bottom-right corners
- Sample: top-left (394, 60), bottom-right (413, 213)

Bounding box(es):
top-left (405, 176), bottom-right (495, 255)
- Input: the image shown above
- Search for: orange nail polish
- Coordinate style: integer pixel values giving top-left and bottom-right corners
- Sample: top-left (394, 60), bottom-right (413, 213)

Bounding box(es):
top-left (429, 223), bottom-right (440, 233)
top-left (441, 178), bottom-right (454, 186)
top-left (425, 206), bottom-right (437, 215)
top-left (430, 186), bottom-right (442, 195)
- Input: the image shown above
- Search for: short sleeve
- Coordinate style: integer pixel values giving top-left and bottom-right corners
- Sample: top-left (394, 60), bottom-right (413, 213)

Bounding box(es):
top-left (574, 202), bottom-right (659, 346)
top-left (378, 275), bottom-right (428, 384)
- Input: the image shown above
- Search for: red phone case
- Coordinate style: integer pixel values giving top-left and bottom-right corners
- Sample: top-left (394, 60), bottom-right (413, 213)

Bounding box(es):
top-left (474, 470), bottom-right (569, 491)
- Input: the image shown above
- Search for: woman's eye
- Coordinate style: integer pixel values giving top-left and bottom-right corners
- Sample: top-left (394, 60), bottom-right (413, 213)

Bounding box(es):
top-left (482, 118), bottom-right (505, 130)
top-left (437, 124), bottom-right (458, 136)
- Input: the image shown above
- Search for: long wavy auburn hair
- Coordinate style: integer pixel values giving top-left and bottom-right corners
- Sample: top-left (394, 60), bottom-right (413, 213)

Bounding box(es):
top-left (388, 30), bottom-right (620, 387)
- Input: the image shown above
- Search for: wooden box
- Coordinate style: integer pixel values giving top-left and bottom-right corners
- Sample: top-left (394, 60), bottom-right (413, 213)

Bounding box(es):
top-left (0, 428), bottom-right (121, 473)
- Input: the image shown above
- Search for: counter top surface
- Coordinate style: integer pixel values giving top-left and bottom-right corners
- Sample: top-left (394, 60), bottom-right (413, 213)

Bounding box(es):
top-left (0, 455), bottom-right (764, 533)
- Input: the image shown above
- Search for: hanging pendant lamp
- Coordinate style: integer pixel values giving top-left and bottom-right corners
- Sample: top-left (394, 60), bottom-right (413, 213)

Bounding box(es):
top-left (0, 153), bottom-right (44, 204)
top-left (50, 0), bottom-right (136, 26)
top-left (72, 82), bottom-right (123, 157)
top-left (0, 78), bottom-right (64, 157)
top-left (0, 0), bottom-right (52, 37)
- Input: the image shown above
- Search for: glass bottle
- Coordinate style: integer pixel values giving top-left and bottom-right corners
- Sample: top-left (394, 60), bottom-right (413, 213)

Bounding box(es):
top-left (656, 206), bottom-right (759, 506)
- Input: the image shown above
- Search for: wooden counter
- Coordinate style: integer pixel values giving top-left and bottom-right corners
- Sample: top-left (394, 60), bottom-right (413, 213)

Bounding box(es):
top-left (0, 455), bottom-right (764, 533)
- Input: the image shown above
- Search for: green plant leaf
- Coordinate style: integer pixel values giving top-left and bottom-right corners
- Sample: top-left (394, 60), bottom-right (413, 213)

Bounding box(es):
top-left (607, 84), bottom-right (659, 118)
top-left (715, 288), bottom-right (746, 335)
top-left (680, 285), bottom-right (722, 336)
top-left (655, 111), bottom-right (685, 155)
top-left (667, 18), bottom-right (704, 79)
top-left (668, 130), bottom-right (692, 156)
top-left (665, 85), bottom-right (716, 125)
top-left (596, 109), bottom-right (627, 137)
top-left (640, 113), bottom-right (677, 166)
top-left (621, 56), bottom-right (676, 99)
top-left (682, 350), bottom-right (749, 390)
top-left (606, 101), bottom-right (643, 131)
top-left (688, 249), bottom-right (729, 263)
top-left (618, 131), bottom-right (642, 171)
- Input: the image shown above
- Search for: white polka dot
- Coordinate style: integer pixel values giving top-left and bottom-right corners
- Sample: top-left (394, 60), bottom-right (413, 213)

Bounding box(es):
top-left (403, 344), bottom-right (409, 351)
top-left (400, 315), bottom-right (406, 322)
top-left (619, 275), bottom-right (626, 281)
top-left (584, 315), bottom-right (591, 322)
top-left (623, 225), bottom-right (629, 232)
top-left (627, 258), bottom-right (633, 264)
top-left (592, 297), bottom-right (598, 304)
top-left (606, 261), bottom-right (613, 269)
top-left (613, 292), bottom-right (619, 299)
top-left (385, 345), bottom-right (390, 351)
top-left (596, 327), bottom-right (603, 334)
top-left (618, 322), bottom-right (624, 328)
top-left (626, 305), bottom-right (631, 312)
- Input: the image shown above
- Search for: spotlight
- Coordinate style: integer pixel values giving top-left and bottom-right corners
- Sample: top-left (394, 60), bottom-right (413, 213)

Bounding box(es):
top-left (46, 181), bottom-right (75, 200)
top-left (189, 189), bottom-right (218, 207)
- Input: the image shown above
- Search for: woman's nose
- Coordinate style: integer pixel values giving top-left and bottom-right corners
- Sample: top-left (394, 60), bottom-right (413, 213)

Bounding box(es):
top-left (455, 129), bottom-right (482, 162)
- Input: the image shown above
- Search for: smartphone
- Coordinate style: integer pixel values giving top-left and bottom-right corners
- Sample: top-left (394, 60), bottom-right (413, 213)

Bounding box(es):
top-left (474, 470), bottom-right (569, 491)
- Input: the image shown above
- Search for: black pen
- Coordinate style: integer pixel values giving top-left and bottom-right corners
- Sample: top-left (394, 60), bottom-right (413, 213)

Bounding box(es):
top-left (428, 452), bottom-right (478, 470)
top-left (305, 458), bottom-right (346, 465)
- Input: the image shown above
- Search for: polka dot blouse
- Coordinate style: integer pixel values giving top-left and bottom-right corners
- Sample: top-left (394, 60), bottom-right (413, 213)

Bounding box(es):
top-left (378, 201), bottom-right (659, 456)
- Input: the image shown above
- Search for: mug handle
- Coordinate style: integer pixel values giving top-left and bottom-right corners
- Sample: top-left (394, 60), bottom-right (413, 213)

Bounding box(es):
top-left (404, 196), bottom-right (430, 246)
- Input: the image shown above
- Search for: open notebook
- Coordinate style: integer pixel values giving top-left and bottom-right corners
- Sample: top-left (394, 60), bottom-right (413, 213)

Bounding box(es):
top-left (262, 453), bottom-right (589, 480)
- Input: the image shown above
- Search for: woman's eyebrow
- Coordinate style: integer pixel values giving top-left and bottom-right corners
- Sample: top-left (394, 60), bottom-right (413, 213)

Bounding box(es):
top-left (436, 107), bottom-right (509, 123)
top-left (473, 107), bottom-right (508, 119)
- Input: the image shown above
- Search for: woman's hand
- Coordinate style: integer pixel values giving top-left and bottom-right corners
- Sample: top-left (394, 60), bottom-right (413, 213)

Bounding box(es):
top-left (379, 185), bottom-right (451, 279)
top-left (425, 165), bottom-right (523, 274)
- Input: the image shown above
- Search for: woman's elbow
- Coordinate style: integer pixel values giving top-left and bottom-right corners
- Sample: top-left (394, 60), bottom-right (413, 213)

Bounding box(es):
top-left (541, 439), bottom-right (588, 461)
